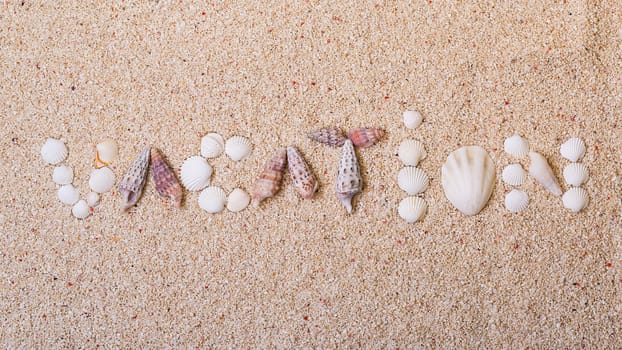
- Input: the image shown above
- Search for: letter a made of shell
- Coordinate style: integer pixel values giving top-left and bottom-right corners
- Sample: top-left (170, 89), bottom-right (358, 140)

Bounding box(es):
top-left (251, 147), bottom-right (287, 207)
top-left (307, 127), bottom-right (346, 147)
top-left (286, 146), bottom-right (318, 199)
top-left (336, 139), bottom-right (362, 213)
top-left (150, 148), bottom-right (183, 208)
top-left (118, 147), bottom-right (151, 211)
top-left (347, 127), bottom-right (384, 148)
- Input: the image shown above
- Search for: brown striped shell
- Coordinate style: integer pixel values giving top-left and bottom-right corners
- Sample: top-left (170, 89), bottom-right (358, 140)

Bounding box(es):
top-left (150, 148), bottom-right (183, 208)
top-left (251, 147), bottom-right (287, 207)
top-left (347, 127), bottom-right (385, 148)
top-left (286, 146), bottom-right (318, 199)
top-left (307, 127), bottom-right (346, 147)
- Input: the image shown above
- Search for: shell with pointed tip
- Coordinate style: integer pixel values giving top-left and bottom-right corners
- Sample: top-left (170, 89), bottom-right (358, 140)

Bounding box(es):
top-left (225, 136), bottom-right (252, 161)
top-left (52, 165), bottom-right (73, 185)
top-left (201, 133), bottom-right (225, 158)
top-left (251, 148), bottom-right (287, 207)
top-left (528, 151), bottom-right (561, 196)
top-left (562, 187), bottom-right (589, 212)
top-left (403, 110), bottom-right (423, 129)
top-left (151, 148), bottom-right (183, 208)
top-left (95, 139), bottom-right (118, 168)
top-left (504, 189), bottom-right (528, 213)
top-left (72, 200), bottom-right (90, 219)
top-left (347, 127), bottom-right (384, 148)
top-left (397, 166), bottom-right (429, 195)
top-left (86, 192), bottom-right (100, 207)
top-left (180, 156), bottom-right (212, 191)
top-left (198, 186), bottom-right (227, 213)
top-left (89, 167), bottom-right (115, 193)
top-left (41, 138), bottom-right (68, 165)
top-left (287, 146), bottom-right (318, 199)
top-left (398, 139), bottom-right (426, 166)
top-left (504, 134), bottom-right (529, 158)
top-left (563, 163), bottom-right (588, 186)
top-left (441, 146), bottom-right (496, 216)
top-left (118, 147), bottom-right (150, 211)
top-left (335, 139), bottom-right (362, 213)
top-left (58, 184), bottom-right (80, 205)
top-left (502, 164), bottom-right (527, 186)
top-left (227, 188), bottom-right (250, 212)
top-left (307, 127), bottom-right (346, 147)
top-left (398, 197), bottom-right (427, 223)
top-left (560, 137), bottom-right (586, 162)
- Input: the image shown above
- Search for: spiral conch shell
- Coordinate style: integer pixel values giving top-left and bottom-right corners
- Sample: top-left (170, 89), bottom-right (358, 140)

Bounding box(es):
top-left (287, 146), bottom-right (318, 199)
top-left (335, 139), bottom-right (362, 213)
top-left (150, 148), bottom-right (183, 208)
top-left (118, 147), bottom-right (150, 211)
top-left (251, 148), bottom-right (287, 207)
top-left (347, 127), bottom-right (384, 148)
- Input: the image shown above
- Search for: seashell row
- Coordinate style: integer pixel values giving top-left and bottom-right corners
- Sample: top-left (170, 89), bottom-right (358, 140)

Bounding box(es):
top-left (562, 187), bottom-right (589, 212)
top-left (563, 163), bottom-right (588, 187)
top-left (397, 166), bottom-right (429, 195)
top-left (347, 127), bottom-right (384, 148)
top-left (335, 139), bottom-right (362, 213)
top-left (118, 147), bottom-right (151, 211)
top-left (403, 110), bottom-right (423, 130)
top-left (287, 146), bottom-right (318, 199)
top-left (95, 139), bottom-right (118, 168)
top-left (151, 148), bottom-right (183, 208)
top-left (398, 196), bottom-right (427, 223)
top-left (251, 148), bottom-right (287, 207)
top-left (180, 156), bottom-right (212, 191)
top-left (502, 164), bottom-right (527, 187)
top-left (504, 189), bottom-right (528, 213)
top-left (307, 127), bottom-right (346, 147)
top-left (398, 139), bottom-right (426, 166)
top-left (201, 133), bottom-right (225, 158)
top-left (225, 135), bottom-right (252, 161)
top-left (560, 137), bottom-right (585, 162)
top-left (528, 151), bottom-right (561, 196)
top-left (504, 134), bottom-right (529, 158)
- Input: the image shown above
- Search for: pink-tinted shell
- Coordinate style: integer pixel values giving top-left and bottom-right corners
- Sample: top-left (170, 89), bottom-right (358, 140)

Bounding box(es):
top-left (347, 127), bottom-right (385, 148)
top-left (150, 148), bottom-right (183, 208)
top-left (286, 146), bottom-right (318, 199)
top-left (251, 148), bottom-right (287, 207)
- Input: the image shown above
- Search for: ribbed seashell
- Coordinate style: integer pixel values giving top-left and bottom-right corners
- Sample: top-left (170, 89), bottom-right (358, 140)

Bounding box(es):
top-left (307, 127), bottom-right (346, 147)
top-left (287, 146), bottom-right (318, 199)
top-left (251, 148), bottom-right (287, 207)
top-left (504, 189), bottom-right (528, 213)
top-left (398, 196), bottom-right (427, 223)
top-left (503, 134), bottom-right (529, 158)
top-left (95, 139), bottom-right (118, 168)
top-left (562, 187), bottom-right (589, 212)
top-left (528, 151), bottom-right (561, 196)
top-left (72, 200), bottom-right (90, 219)
top-left (225, 136), bottom-right (252, 161)
top-left (86, 192), bottom-right (100, 207)
top-left (398, 139), bottom-right (426, 166)
top-left (89, 167), bottom-right (115, 193)
top-left (397, 166), bottom-right (429, 195)
top-left (335, 139), bottom-right (362, 213)
top-left (40, 138), bottom-right (68, 165)
top-left (560, 137), bottom-right (586, 162)
top-left (198, 186), bottom-right (227, 213)
top-left (58, 184), bottom-right (80, 205)
top-left (403, 110), bottom-right (423, 129)
top-left (441, 146), bottom-right (496, 216)
top-left (563, 163), bottom-right (589, 186)
top-left (201, 133), bottom-right (225, 158)
top-left (118, 147), bottom-right (150, 211)
top-left (180, 156), bottom-right (212, 191)
top-left (52, 165), bottom-right (73, 185)
top-left (226, 188), bottom-right (250, 212)
top-left (151, 148), bottom-right (183, 208)
top-left (501, 164), bottom-right (527, 186)
top-left (347, 127), bottom-right (384, 148)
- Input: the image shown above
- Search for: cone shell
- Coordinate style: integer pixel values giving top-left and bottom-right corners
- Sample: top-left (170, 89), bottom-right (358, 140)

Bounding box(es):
top-left (335, 139), bottom-right (362, 213)
top-left (563, 163), bottom-right (588, 187)
top-left (40, 138), bottom-right (68, 165)
top-left (560, 137), bottom-right (586, 162)
top-left (287, 146), bottom-right (318, 199)
top-left (562, 187), bottom-right (589, 212)
top-left (347, 127), bottom-right (384, 148)
top-left (504, 189), bottom-right (528, 213)
top-left (118, 147), bottom-right (150, 211)
top-left (397, 166), bottom-right (429, 195)
top-left (502, 164), bottom-right (527, 186)
top-left (251, 148), bottom-right (287, 207)
top-left (504, 134), bottom-right (529, 158)
top-left (398, 139), bottom-right (426, 166)
top-left (95, 139), bottom-right (118, 168)
top-left (151, 148), bottom-right (183, 208)
top-left (398, 196), bottom-right (427, 223)
top-left (307, 127), bottom-right (346, 147)
top-left (528, 151), bottom-right (561, 196)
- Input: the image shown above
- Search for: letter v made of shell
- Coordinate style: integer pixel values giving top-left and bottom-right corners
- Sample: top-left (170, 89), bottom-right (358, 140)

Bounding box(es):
top-left (118, 147), bottom-right (150, 211)
top-left (150, 148), bottom-right (183, 208)
top-left (336, 139), bottom-right (362, 213)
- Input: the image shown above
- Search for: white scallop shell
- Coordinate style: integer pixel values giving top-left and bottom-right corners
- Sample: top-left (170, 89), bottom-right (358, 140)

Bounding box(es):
top-left (398, 139), bottom-right (427, 166)
top-left (503, 134), bottom-right (529, 158)
top-left (58, 184), bottom-right (80, 205)
top-left (504, 189), bottom-right (528, 213)
top-left (501, 164), bottom-right (527, 186)
top-left (562, 187), bottom-right (589, 212)
top-left (180, 156), bottom-right (212, 191)
top-left (198, 186), bottom-right (227, 213)
top-left (72, 200), bottom-right (90, 219)
top-left (88, 167), bottom-right (115, 193)
top-left (52, 165), bottom-right (73, 185)
top-left (398, 196), bottom-right (427, 223)
top-left (403, 110), bottom-right (423, 129)
top-left (41, 138), bottom-right (68, 165)
top-left (441, 146), bottom-right (496, 216)
top-left (397, 166), bottom-right (429, 195)
top-left (563, 163), bottom-right (589, 186)
top-left (528, 151), bottom-right (562, 196)
top-left (226, 188), bottom-right (250, 212)
top-left (225, 136), bottom-right (252, 161)
top-left (95, 139), bottom-right (118, 165)
top-left (86, 192), bottom-right (100, 207)
top-left (201, 133), bottom-right (225, 158)
top-left (560, 137), bottom-right (586, 162)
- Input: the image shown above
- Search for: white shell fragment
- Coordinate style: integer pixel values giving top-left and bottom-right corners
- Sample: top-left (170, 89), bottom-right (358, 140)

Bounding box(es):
top-left (95, 139), bottom-right (118, 168)
top-left (562, 187), bottom-right (589, 212)
top-left (225, 136), bottom-right (252, 161)
top-left (52, 165), bottom-right (73, 185)
top-left (58, 184), bottom-right (80, 205)
top-left (86, 192), bottom-right (100, 207)
top-left (180, 156), bottom-right (212, 191)
top-left (398, 196), bottom-right (427, 223)
top-left (40, 138), bottom-right (68, 165)
top-left (198, 186), bottom-right (227, 213)
top-left (504, 189), bottom-right (529, 213)
top-left (226, 188), bottom-right (250, 212)
top-left (528, 151), bottom-right (562, 196)
top-left (503, 134), bottom-right (529, 158)
top-left (72, 200), bottom-right (90, 219)
top-left (560, 137), bottom-right (586, 162)
top-left (397, 166), bottom-right (429, 195)
top-left (563, 163), bottom-right (589, 187)
top-left (398, 139), bottom-right (427, 166)
top-left (502, 164), bottom-right (527, 186)
top-left (88, 167), bottom-right (115, 193)
top-left (201, 133), bottom-right (225, 158)
top-left (441, 146), bottom-right (496, 216)
top-left (403, 110), bottom-right (423, 129)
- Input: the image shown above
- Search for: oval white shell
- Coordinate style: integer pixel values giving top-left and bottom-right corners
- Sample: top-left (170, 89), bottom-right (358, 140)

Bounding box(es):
top-left (398, 139), bottom-right (427, 166)
top-left (528, 151), bottom-right (562, 196)
top-left (226, 188), bottom-right (250, 212)
top-left (503, 134), bottom-right (529, 158)
top-left (562, 187), bottom-right (589, 212)
top-left (180, 156), bottom-right (212, 191)
top-left (225, 136), bottom-right (252, 161)
top-left (52, 165), bottom-right (73, 185)
top-left (560, 137), bottom-right (586, 162)
top-left (201, 133), bottom-right (225, 158)
top-left (72, 200), bottom-right (90, 219)
top-left (441, 146), bottom-right (496, 216)
top-left (198, 186), bottom-right (227, 213)
top-left (501, 164), bottom-right (527, 186)
top-left (86, 191), bottom-right (100, 207)
top-left (504, 189), bottom-right (528, 213)
top-left (88, 167), bottom-right (115, 193)
top-left (563, 163), bottom-right (588, 186)
top-left (95, 139), bottom-right (118, 165)
top-left (397, 166), bottom-right (429, 195)
top-left (403, 110), bottom-right (423, 129)
top-left (398, 196), bottom-right (427, 223)
top-left (58, 184), bottom-right (80, 205)
top-left (41, 138), bottom-right (68, 165)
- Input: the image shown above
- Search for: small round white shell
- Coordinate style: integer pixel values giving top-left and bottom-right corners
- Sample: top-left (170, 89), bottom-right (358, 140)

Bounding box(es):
top-left (86, 192), bottom-right (100, 207)
top-left (504, 189), bottom-right (528, 213)
top-left (503, 134), bottom-right (529, 158)
top-left (560, 137), bottom-right (586, 162)
top-left (180, 156), bottom-right (212, 191)
top-left (226, 188), bottom-right (250, 212)
top-left (41, 138), bottom-right (68, 165)
top-left (562, 187), bottom-right (589, 212)
top-left (52, 165), bottom-right (73, 185)
top-left (563, 163), bottom-right (589, 186)
top-left (58, 184), bottom-right (80, 205)
top-left (201, 133), bottom-right (225, 158)
top-left (403, 110), bottom-right (423, 129)
top-left (72, 200), bottom-right (90, 219)
top-left (501, 164), bottom-right (527, 186)
top-left (88, 167), bottom-right (115, 193)
top-left (225, 136), bottom-right (252, 161)
top-left (95, 139), bottom-right (118, 165)
top-left (198, 186), bottom-right (227, 213)
top-left (398, 196), bottom-right (427, 223)
top-left (397, 166), bottom-right (429, 195)
top-left (398, 139), bottom-right (427, 166)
